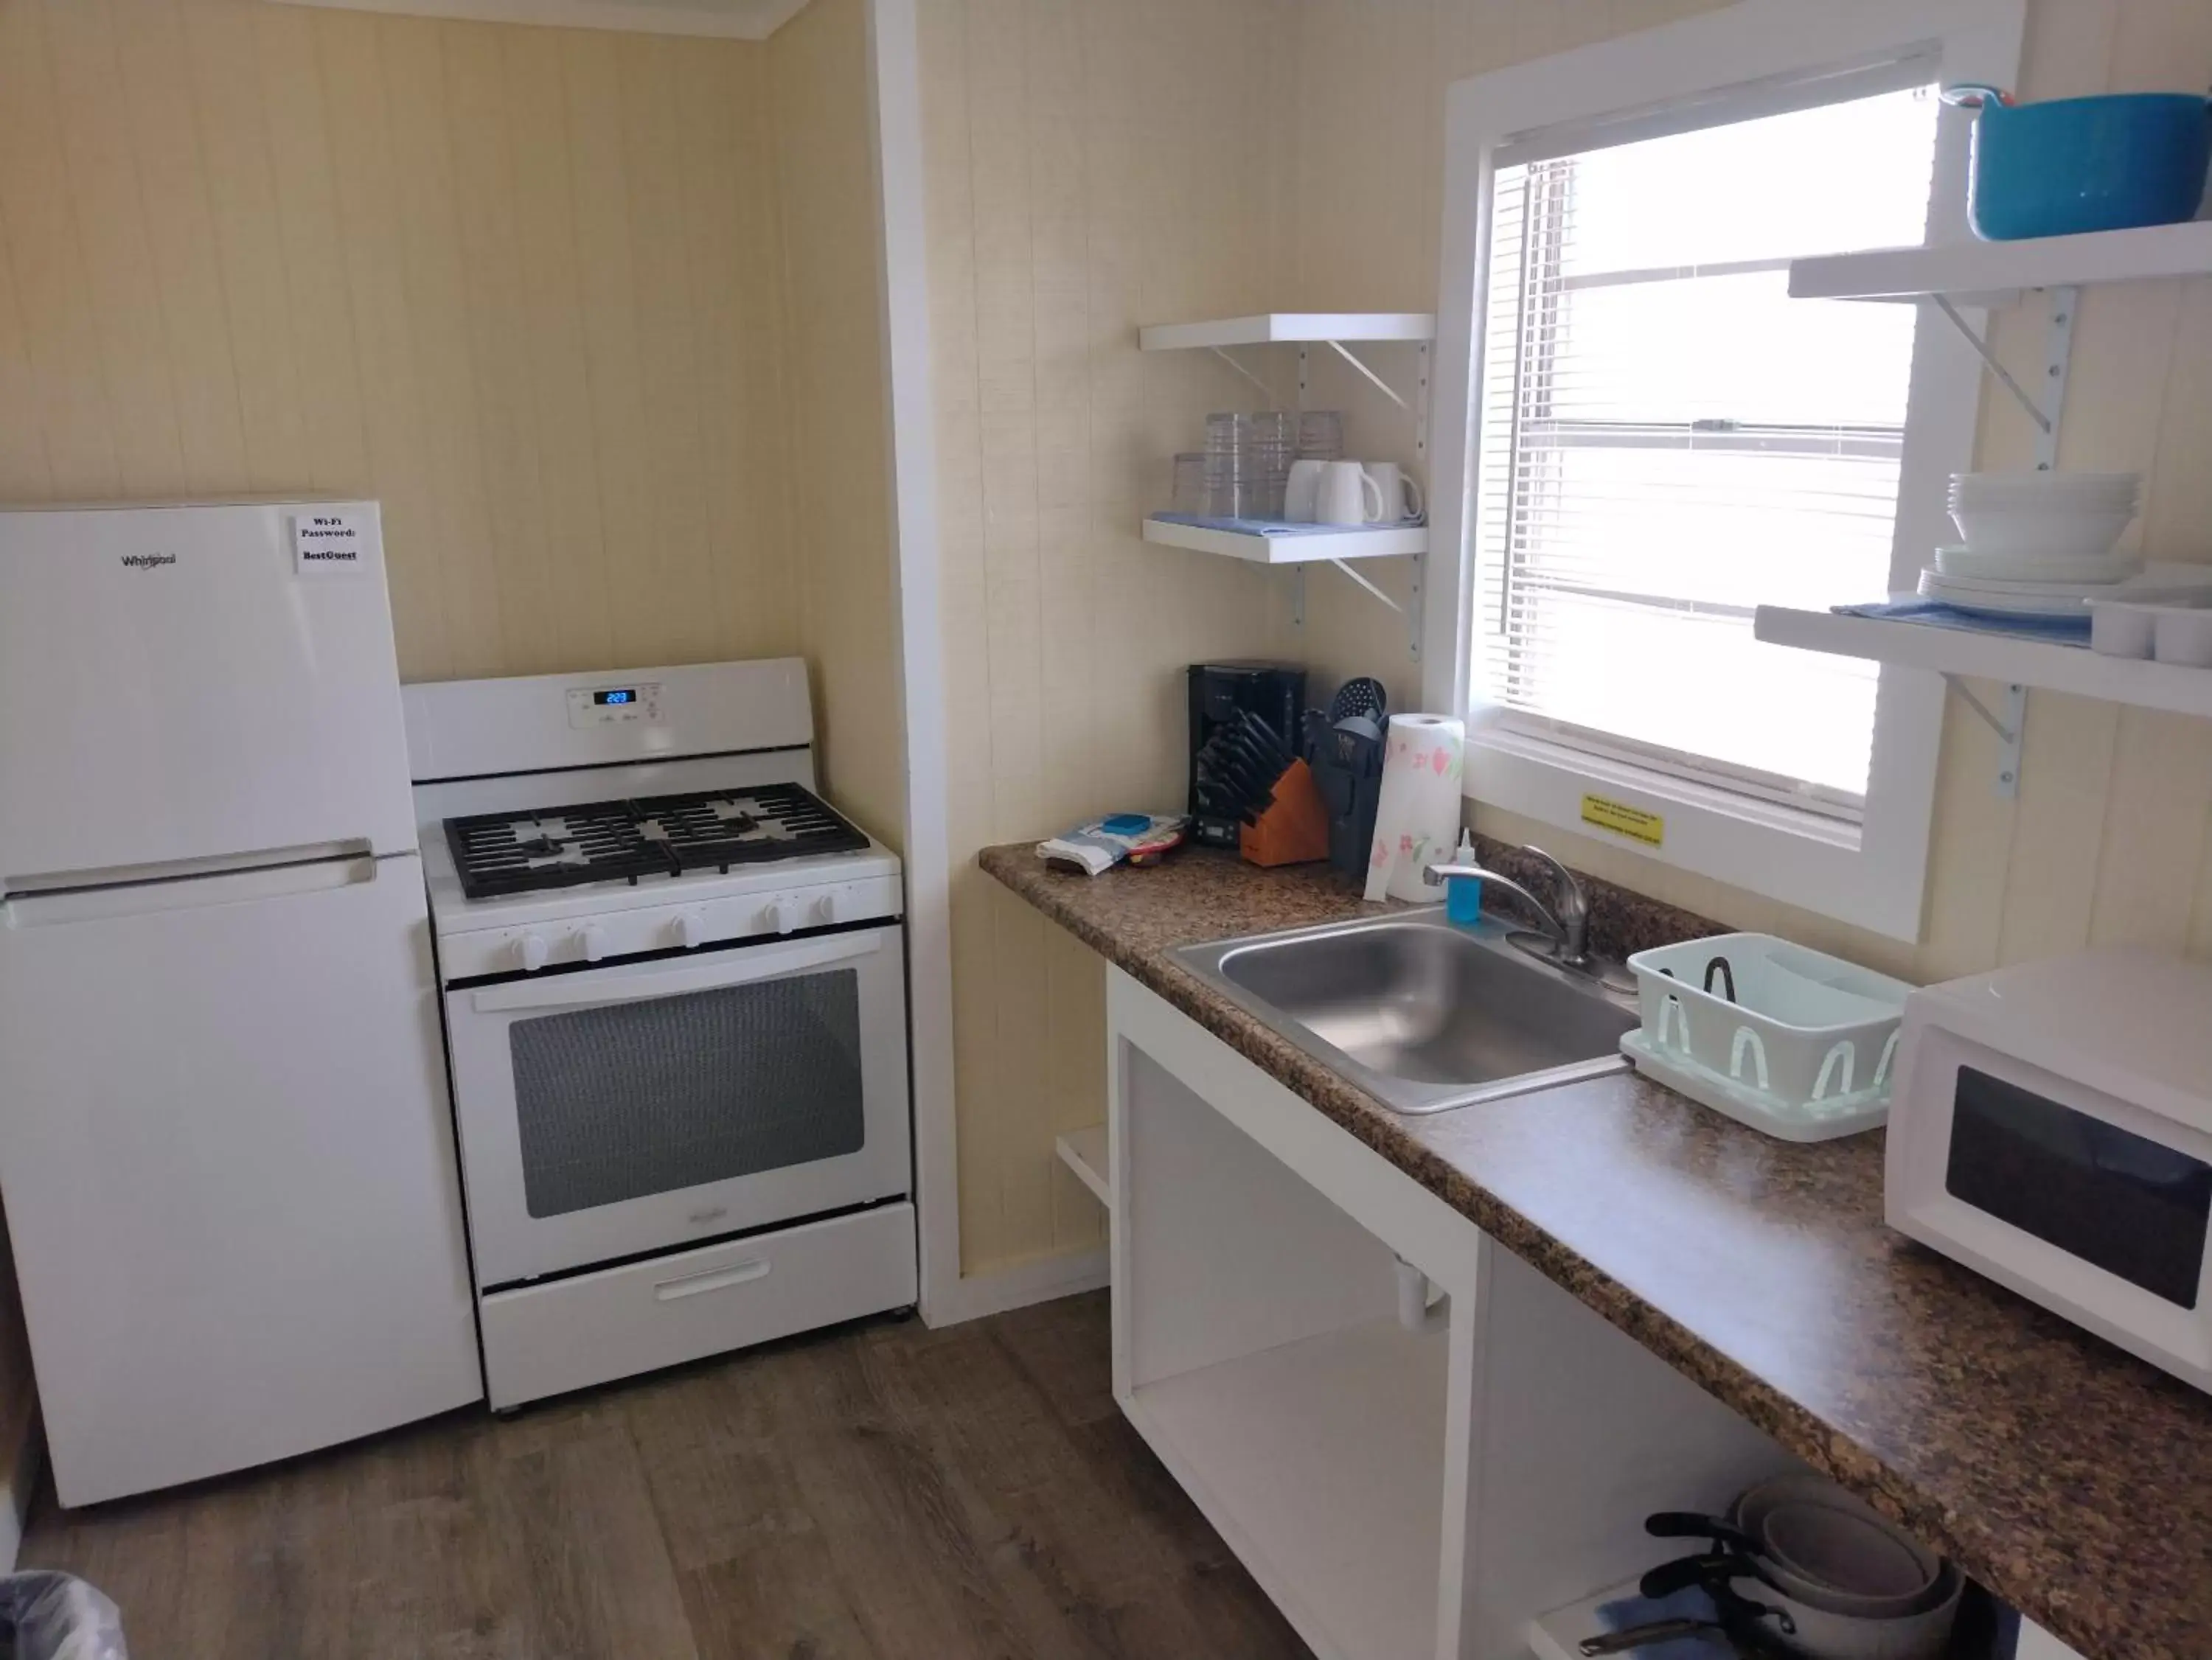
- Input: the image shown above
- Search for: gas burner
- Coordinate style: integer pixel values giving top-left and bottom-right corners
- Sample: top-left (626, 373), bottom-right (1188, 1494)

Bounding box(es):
top-left (442, 783), bottom-right (869, 900)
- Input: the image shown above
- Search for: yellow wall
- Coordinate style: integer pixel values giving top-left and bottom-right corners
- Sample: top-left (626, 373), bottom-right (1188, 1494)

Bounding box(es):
top-left (0, 0), bottom-right (801, 682)
top-left (1287, 0), bottom-right (2212, 987)
top-left (922, 0), bottom-right (2212, 1283)
top-left (919, 0), bottom-right (1299, 1274)
top-left (771, 0), bottom-right (904, 848)
top-left (0, 0), bottom-right (900, 1461)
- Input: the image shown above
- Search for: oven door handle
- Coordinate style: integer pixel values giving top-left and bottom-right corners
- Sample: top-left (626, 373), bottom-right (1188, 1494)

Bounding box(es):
top-left (467, 930), bottom-right (884, 1014)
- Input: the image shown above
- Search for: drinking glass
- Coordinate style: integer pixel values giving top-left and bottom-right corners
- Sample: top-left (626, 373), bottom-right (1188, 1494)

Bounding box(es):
top-left (1296, 410), bottom-right (1344, 462)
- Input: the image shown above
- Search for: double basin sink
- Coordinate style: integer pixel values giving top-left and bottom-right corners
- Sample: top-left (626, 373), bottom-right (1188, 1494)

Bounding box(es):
top-left (1174, 907), bottom-right (1638, 1115)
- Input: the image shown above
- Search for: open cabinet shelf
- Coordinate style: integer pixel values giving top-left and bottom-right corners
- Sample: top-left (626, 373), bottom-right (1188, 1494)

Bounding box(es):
top-left (1138, 313), bottom-right (1436, 350)
top-left (1788, 218), bottom-right (2212, 303)
top-left (1142, 517), bottom-right (1427, 564)
top-left (1753, 605), bottom-right (2212, 720)
top-left (1124, 1315), bottom-right (1450, 1660)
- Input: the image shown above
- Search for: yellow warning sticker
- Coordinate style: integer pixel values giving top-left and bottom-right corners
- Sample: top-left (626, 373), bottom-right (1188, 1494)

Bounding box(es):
top-left (1581, 794), bottom-right (1664, 847)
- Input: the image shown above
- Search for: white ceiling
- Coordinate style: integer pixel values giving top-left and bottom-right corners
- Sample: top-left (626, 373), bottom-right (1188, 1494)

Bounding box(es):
top-left (267, 0), bottom-right (813, 41)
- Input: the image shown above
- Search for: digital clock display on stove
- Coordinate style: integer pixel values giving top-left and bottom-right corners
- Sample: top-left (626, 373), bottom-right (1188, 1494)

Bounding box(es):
top-left (594, 688), bottom-right (636, 707)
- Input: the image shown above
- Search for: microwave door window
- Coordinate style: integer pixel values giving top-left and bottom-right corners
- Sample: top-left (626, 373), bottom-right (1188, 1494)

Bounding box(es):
top-left (1944, 1066), bottom-right (2212, 1308)
top-left (507, 970), bottom-right (867, 1218)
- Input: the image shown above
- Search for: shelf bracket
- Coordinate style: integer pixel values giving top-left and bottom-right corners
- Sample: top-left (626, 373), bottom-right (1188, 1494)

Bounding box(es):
top-left (1329, 557), bottom-right (1403, 614)
top-left (1408, 553), bottom-right (1425, 661)
top-left (1944, 675), bottom-right (2025, 798)
top-left (1928, 285), bottom-right (2079, 471)
top-left (1414, 342), bottom-right (1431, 461)
top-left (1208, 345), bottom-right (1275, 402)
top-left (2037, 286), bottom-right (2078, 473)
top-left (1325, 340), bottom-right (1411, 410)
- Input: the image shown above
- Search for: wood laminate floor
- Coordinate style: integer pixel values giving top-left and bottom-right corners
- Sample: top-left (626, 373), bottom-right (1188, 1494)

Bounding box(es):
top-left (19, 1291), bottom-right (1312, 1659)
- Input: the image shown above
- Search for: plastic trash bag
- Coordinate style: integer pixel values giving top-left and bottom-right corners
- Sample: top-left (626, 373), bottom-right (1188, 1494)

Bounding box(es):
top-left (0, 1572), bottom-right (127, 1660)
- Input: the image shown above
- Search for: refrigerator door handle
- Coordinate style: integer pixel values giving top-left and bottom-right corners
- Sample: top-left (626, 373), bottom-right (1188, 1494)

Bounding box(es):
top-left (5, 849), bottom-right (393, 927)
top-left (4, 837), bottom-right (383, 900)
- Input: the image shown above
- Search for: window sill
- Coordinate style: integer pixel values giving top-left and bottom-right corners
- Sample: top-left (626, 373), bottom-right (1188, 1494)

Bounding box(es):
top-left (1462, 719), bottom-right (1933, 941)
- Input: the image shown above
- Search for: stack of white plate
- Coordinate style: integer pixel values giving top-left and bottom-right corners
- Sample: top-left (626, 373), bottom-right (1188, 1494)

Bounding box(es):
top-left (1922, 471), bottom-right (2143, 618)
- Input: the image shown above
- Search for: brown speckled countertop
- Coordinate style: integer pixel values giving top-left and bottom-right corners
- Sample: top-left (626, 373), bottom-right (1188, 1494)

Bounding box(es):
top-left (979, 843), bottom-right (2212, 1660)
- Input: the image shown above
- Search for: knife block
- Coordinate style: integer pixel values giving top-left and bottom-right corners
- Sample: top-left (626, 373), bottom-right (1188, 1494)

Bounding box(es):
top-left (1239, 759), bottom-right (1331, 868)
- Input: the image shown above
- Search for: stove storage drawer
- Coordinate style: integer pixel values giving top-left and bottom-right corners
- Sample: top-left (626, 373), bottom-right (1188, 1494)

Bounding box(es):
top-left (477, 1201), bottom-right (917, 1409)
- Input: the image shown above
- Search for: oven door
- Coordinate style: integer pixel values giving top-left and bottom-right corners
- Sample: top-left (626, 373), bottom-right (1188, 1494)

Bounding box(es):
top-left (446, 924), bottom-right (909, 1288)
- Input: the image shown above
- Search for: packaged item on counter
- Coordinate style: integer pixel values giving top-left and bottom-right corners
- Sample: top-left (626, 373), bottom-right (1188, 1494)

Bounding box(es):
top-left (1037, 813), bottom-right (1189, 876)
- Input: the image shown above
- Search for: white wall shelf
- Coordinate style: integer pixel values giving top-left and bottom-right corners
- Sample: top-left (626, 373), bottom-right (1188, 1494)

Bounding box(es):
top-left (1790, 221), bottom-right (2212, 471)
top-left (268, 0), bottom-right (807, 36)
top-left (1054, 1126), bottom-right (1110, 1207)
top-left (1142, 517), bottom-right (1426, 565)
top-left (1754, 605), bottom-right (2212, 722)
top-left (1789, 219), bottom-right (2212, 304)
top-left (1140, 312), bottom-right (1435, 661)
top-left (1138, 313), bottom-right (1436, 351)
top-left (1145, 517), bottom-right (1429, 655)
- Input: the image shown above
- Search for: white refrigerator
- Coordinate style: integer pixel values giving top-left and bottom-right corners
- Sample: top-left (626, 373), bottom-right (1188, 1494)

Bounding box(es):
top-left (0, 501), bottom-right (481, 1507)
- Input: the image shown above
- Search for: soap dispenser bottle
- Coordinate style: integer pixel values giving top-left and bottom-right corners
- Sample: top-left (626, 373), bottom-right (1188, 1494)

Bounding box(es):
top-left (1444, 829), bottom-right (1484, 926)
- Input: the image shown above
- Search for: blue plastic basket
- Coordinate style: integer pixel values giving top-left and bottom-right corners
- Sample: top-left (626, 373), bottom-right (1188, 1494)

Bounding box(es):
top-left (1944, 86), bottom-right (2212, 241)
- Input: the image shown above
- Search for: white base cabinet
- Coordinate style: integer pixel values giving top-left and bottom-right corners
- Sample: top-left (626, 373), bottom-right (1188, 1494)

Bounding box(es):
top-left (1106, 969), bottom-right (1798, 1660)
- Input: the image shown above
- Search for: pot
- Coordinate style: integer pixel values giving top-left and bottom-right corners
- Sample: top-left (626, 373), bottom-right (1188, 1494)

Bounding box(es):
top-left (1721, 1563), bottom-right (1961, 1660)
top-left (1941, 85), bottom-right (2212, 240)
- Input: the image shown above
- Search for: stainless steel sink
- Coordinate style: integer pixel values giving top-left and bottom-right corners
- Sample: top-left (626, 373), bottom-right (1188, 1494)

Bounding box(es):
top-left (1174, 907), bottom-right (1638, 1115)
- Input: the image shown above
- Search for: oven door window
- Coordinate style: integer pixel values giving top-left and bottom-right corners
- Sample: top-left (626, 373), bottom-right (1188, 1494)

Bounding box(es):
top-left (1944, 1065), bottom-right (2212, 1308)
top-left (508, 969), bottom-right (866, 1218)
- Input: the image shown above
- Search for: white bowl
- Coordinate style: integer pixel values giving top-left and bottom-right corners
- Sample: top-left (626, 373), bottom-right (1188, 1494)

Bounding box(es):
top-left (1950, 503), bottom-right (2135, 560)
top-left (1950, 475), bottom-right (2138, 494)
top-left (1950, 469), bottom-right (2140, 495)
top-left (1950, 485), bottom-right (2139, 509)
top-left (1933, 545), bottom-right (2140, 582)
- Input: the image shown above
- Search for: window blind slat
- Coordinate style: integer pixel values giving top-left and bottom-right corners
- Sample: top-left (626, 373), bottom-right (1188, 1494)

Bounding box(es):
top-left (1472, 85), bottom-right (1938, 807)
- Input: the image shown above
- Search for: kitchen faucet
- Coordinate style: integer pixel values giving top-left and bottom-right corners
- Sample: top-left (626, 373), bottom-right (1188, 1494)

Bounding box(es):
top-left (1424, 844), bottom-right (1593, 967)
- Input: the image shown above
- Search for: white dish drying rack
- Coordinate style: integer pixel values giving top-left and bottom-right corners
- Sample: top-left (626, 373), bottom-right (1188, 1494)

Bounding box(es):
top-left (1622, 935), bottom-right (1913, 1143)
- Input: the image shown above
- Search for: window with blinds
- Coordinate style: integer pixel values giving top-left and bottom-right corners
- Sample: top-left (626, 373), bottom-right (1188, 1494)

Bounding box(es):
top-left (1471, 85), bottom-right (1941, 813)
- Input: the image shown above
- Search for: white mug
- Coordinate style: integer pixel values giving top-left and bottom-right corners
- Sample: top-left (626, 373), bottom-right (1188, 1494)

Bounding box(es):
top-left (1364, 463), bottom-right (1425, 525)
top-left (1316, 461), bottom-right (1384, 526)
top-left (1284, 458), bottom-right (1328, 523)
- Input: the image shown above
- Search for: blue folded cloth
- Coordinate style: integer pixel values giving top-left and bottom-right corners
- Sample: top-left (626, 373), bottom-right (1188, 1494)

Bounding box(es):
top-left (1832, 596), bottom-right (2092, 644)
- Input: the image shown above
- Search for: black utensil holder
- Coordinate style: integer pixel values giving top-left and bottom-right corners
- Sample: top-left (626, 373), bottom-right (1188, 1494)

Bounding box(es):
top-left (1306, 728), bottom-right (1382, 881)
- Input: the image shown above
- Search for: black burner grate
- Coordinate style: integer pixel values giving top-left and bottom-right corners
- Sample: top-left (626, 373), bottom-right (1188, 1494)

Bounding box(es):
top-left (444, 783), bottom-right (870, 900)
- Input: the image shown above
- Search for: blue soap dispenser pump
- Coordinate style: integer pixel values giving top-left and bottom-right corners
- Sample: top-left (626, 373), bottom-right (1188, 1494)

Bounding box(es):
top-left (1445, 829), bottom-right (1484, 926)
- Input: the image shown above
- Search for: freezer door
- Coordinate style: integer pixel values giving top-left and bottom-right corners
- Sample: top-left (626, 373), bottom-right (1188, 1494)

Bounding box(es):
top-left (0, 502), bottom-right (417, 885)
top-left (0, 854), bottom-right (481, 1506)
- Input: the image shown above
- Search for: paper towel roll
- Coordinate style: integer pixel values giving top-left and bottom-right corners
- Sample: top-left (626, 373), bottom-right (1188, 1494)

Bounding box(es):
top-left (1363, 714), bottom-right (1467, 903)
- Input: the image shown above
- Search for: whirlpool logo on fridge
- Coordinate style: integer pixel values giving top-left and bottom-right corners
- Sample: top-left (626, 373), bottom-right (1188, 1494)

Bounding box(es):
top-left (119, 552), bottom-right (176, 571)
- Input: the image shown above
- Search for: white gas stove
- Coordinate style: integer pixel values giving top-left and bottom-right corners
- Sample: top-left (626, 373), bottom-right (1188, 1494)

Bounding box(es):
top-left (406, 659), bottom-right (916, 1410)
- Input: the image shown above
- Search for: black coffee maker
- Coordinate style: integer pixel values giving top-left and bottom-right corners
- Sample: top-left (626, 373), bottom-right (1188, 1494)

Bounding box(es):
top-left (1187, 662), bottom-right (1306, 848)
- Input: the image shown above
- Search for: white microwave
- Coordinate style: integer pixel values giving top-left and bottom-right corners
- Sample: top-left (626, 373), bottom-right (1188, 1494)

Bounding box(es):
top-left (1886, 946), bottom-right (2212, 1392)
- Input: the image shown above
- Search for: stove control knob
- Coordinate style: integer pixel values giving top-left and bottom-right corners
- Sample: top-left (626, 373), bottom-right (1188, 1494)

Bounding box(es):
top-left (768, 899), bottom-right (801, 936)
top-left (815, 891), bottom-right (842, 927)
top-left (580, 924), bottom-right (610, 963)
top-left (518, 933), bottom-right (550, 973)
top-left (675, 912), bottom-right (707, 949)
